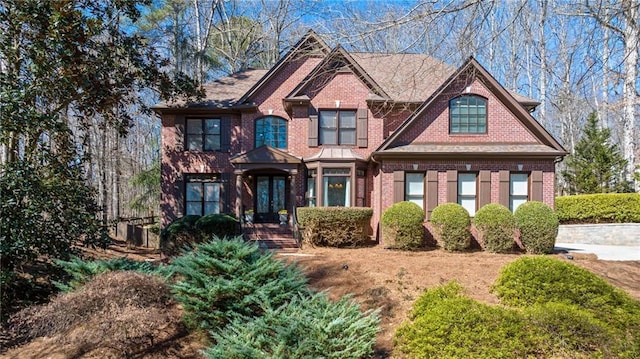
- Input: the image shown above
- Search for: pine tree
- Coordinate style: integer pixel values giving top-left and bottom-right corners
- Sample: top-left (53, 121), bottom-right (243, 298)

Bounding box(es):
top-left (561, 112), bottom-right (632, 194)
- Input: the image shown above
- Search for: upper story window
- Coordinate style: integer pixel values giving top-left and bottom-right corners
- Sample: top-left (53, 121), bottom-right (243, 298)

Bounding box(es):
top-left (450, 95), bottom-right (487, 134)
top-left (319, 110), bottom-right (356, 145)
top-left (187, 118), bottom-right (221, 151)
top-left (255, 116), bottom-right (287, 149)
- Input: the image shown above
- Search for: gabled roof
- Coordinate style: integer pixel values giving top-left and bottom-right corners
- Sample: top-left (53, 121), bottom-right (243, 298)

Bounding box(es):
top-left (238, 29), bottom-right (331, 104)
top-left (286, 45), bottom-right (391, 101)
top-left (374, 57), bottom-right (567, 157)
top-left (152, 69), bottom-right (267, 111)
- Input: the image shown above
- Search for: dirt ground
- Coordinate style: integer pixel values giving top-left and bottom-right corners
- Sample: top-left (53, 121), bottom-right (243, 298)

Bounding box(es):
top-left (3, 240), bottom-right (639, 358)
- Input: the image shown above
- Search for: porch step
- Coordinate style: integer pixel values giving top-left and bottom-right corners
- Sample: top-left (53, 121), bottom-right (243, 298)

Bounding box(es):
top-left (244, 223), bottom-right (299, 250)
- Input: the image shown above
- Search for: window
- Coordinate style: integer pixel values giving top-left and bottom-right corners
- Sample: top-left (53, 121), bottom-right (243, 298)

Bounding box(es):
top-left (458, 173), bottom-right (477, 216)
top-left (306, 169), bottom-right (317, 207)
top-left (186, 180), bottom-right (220, 215)
top-left (323, 168), bottom-right (351, 206)
top-left (405, 173), bottom-right (425, 209)
top-left (319, 110), bottom-right (356, 145)
top-left (510, 173), bottom-right (529, 212)
top-left (186, 118), bottom-right (221, 151)
top-left (450, 95), bottom-right (487, 134)
top-left (255, 116), bottom-right (287, 148)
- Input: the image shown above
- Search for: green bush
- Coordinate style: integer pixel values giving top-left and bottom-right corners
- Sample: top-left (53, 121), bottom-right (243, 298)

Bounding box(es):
top-left (492, 257), bottom-right (640, 357)
top-left (395, 282), bottom-right (534, 358)
top-left (167, 236), bottom-right (309, 333)
top-left (396, 280), bottom-right (634, 358)
top-left (195, 213), bottom-right (239, 239)
top-left (430, 203), bottom-right (471, 251)
top-left (555, 193), bottom-right (640, 223)
top-left (296, 207), bottom-right (373, 247)
top-left (205, 292), bottom-right (380, 359)
top-left (473, 204), bottom-right (516, 253)
top-left (54, 257), bottom-right (158, 292)
top-left (380, 201), bottom-right (425, 250)
top-left (160, 215), bottom-right (201, 255)
top-left (514, 201), bottom-right (559, 254)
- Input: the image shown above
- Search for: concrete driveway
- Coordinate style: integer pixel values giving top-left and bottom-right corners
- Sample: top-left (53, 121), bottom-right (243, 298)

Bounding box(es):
top-left (555, 243), bottom-right (640, 261)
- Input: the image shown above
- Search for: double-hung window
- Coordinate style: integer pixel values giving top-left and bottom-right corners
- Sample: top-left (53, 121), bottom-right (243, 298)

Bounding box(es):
top-left (186, 118), bottom-right (221, 151)
top-left (510, 173), bottom-right (529, 212)
top-left (323, 168), bottom-right (351, 206)
top-left (405, 173), bottom-right (425, 209)
top-left (450, 95), bottom-right (487, 134)
top-left (319, 110), bottom-right (356, 145)
top-left (186, 179), bottom-right (220, 215)
top-left (458, 173), bottom-right (477, 216)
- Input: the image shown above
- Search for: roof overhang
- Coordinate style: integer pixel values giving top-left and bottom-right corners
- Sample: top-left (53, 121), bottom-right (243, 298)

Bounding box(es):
top-left (231, 145), bottom-right (301, 173)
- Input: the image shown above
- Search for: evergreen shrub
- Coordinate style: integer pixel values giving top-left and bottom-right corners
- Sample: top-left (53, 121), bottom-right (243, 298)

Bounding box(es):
top-left (195, 213), bottom-right (239, 239)
top-left (473, 204), bottom-right (516, 253)
top-left (555, 193), bottom-right (640, 224)
top-left (167, 237), bottom-right (309, 333)
top-left (296, 207), bottom-right (373, 247)
top-left (492, 257), bottom-right (640, 356)
top-left (430, 203), bottom-right (471, 251)
top-left (160, 215), bottom-right (201, 255)
top-left (380, 201), bottom-right (425, 250)
top-left (54, 257), bottom-right (158, 292)
top-left (205, 292), bottom-right (380, 359)
top-left (514, 201), bottom-right (559, 254)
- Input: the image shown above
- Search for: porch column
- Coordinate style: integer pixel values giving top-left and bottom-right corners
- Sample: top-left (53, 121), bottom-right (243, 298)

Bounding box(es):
top-left (235, 171), bottom-right (243, 218)
top-left (289, 173), bottom-right (296, 220)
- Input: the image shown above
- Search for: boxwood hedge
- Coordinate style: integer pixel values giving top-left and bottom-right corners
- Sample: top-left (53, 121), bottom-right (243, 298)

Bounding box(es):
top-left (296, 207), bottom-right (373, 247)
top-left (430, 203), bottom-right (471, 251)
top-left (514, 201), bottom-right (559, 254)
top-left (473, 204), bottom-right (516, 253)
top-left (555, 193), bottom-right (640, 224)
top-left (380, 201), bottom-right (425, 250)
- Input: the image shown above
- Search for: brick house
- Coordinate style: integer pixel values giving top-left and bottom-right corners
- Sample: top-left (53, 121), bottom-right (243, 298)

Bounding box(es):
top-left (153, 30), bottom-right (566, 242)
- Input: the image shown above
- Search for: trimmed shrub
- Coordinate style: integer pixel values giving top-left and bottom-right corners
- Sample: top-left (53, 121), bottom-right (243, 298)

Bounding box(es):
top-left (54, 257), bottom-right (158, 292)
top-left (160, 215), bottom-right (201, 255)
top-left (195, 213), bottom-right (239, 239)
top-left (205, 292), bottom-right (380, 359)
top-left (296, 207), bottom-right (373, 247)
top-left (514, 201), bottom-right (559, 254)
top-left (473, 204), bottom-right (516, 253)
top-left (167, 236), bottom-right (309, 333)
top-left (380, 201), bottom-right (425, 250)
top-left (430, 203), bottom-right (471, 251)
top-left (555, 193), bottom-right (640, 224)
top-left (395, 282), bottom-right (534, 359)
top-left (492, 257), bottom-right (640, 357)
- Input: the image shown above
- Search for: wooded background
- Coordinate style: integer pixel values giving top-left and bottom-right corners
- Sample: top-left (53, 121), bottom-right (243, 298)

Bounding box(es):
top-left (2, 0), bottom-right (638, 221)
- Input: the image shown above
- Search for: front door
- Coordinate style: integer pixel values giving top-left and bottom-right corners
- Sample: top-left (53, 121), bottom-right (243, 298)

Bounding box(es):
top-left (255, 175), bottom-right (286, 223)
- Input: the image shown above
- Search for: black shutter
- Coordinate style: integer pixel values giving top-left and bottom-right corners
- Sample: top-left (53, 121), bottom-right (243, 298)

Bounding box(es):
top-left (220, 118), bottom-right (231, 152)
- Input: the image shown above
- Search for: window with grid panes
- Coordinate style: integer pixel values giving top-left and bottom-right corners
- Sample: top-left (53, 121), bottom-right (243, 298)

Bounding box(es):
top-left (450, 96), bottom-right (487, 134)
top-left (186, 180), bottom-right (220, 215)
top-left (405, 172), bottom-right (425, 209)
top-left (319, 110), bottom-right (356, 145)
top-left (186, 118), bottom-right (221, 151)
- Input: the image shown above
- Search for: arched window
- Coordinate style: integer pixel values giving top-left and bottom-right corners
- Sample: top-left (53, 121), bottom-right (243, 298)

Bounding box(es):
top-left (449, 95), bottom-right (487, 134)
top-left (255, 116), bottom-right (287, 148)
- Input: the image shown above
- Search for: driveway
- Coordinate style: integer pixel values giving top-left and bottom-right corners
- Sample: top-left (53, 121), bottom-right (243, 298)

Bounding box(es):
top-left (555, 242), bottom-right (640, 261)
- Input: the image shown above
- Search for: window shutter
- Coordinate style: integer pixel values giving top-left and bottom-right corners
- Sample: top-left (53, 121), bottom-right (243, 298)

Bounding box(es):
top-left (531, 171), bottom-right (543, 202)
top-left (176, 174), bottom-right (185, 217)
top-left (446, 170), bottom-right (457, 203)
top-left (393, 170), bottom-right (405, 203)
top-left (478, 170), bottom-right (491, 209)
top-left (426, 170), bottom-right (438, 220)
top-left (220, 118), bottom-right (231, 152)
top-left (220, 172), bottom-right (230, 212)
top-left (175, 115), bottom-right (185, 151)
top-left (357, 108), bottom-right (368, 148)
top-left (308, 114), bottom-right (318, 147)
top-left (499, 170), bottom-right (510, 207)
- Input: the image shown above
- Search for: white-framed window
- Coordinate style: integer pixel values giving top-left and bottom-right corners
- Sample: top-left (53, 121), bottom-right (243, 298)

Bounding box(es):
top-left (458, 172), bottom-right (477, 216)
top-left (186, 180), bottom-right (220, 215)
top-left (510, 173), bottom-right (529, 212)
top-left (405, 172), bottom-right (425, 209)
top-left (186, 118), bottom-right (221, 151)
top-left (323, 168), bottom-right (351, 206)
top-left (306, 169), bottom-right (317, 207)
top-left (319, 110), bottom-right (356, 145)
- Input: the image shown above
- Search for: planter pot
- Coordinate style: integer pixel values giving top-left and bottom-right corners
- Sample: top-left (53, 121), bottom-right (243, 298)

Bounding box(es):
top-left (245, 214), bottom-right (254, 224)
top-left (279, 214), bottom-right (288, 225)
